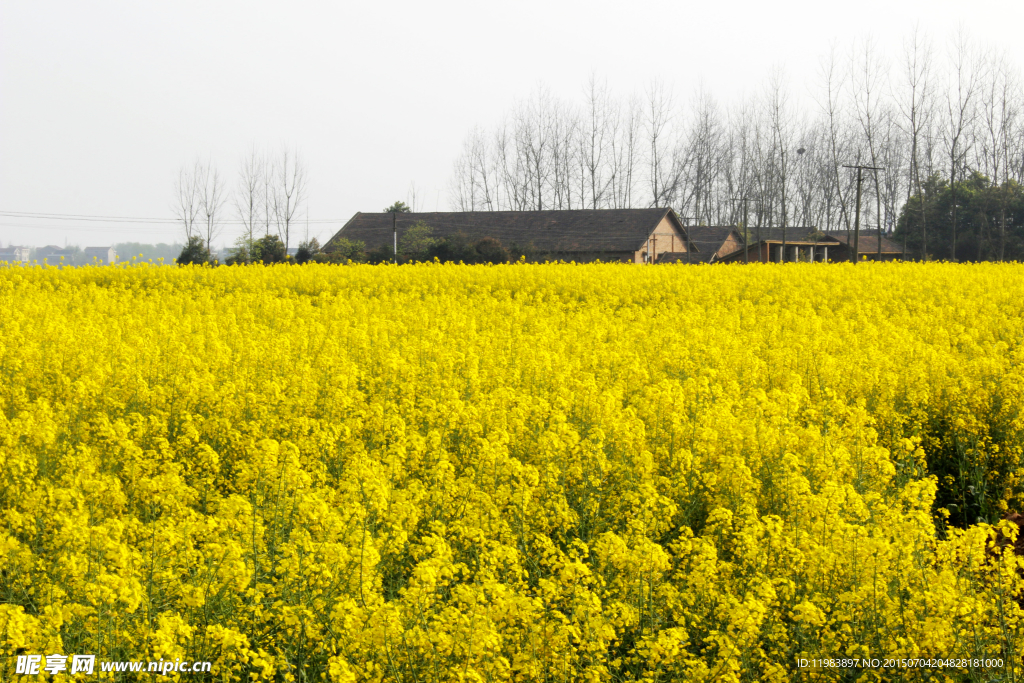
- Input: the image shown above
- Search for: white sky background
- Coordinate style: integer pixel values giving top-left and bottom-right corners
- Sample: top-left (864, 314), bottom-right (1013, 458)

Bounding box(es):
top-left (1, 0), bottom-right (1022, 249)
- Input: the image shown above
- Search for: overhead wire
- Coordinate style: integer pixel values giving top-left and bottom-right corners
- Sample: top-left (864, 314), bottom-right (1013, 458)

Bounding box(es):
top-left (0, 210), bottom-right (350, 225)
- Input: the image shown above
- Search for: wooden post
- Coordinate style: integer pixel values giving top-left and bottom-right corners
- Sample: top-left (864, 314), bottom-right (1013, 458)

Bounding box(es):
top-left (853, 167), bottom-right (862, 263)
top-left (392, 211), bottom-right (397, 265)
top-left (730, 197), bottom-right (751, 264)
top-left (743, 200), bottom-right (749, 264)
top-left (843, 164), bottom-right (883, 264)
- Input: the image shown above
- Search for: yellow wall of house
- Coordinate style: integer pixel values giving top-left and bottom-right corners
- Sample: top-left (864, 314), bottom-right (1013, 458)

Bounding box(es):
top-left (634, 216), bottom-right (687, 263)
top-left (717, 233), bottom-right (743, 259)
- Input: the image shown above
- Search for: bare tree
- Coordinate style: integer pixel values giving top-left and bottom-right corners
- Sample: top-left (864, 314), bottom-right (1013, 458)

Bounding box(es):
top-left (686, 85), bottom-right (725, 224)
top-left (549, 101), bottom-right (580, 209)
top-left (450, 127), bottom-right (496, 211)
top-left (449, 146), bottom-right (474, 211)
top-left (645, 81), bottom-right (674, 207)
top-left (817, 44), bottom-right (857, 240)
top-left (943, 29), bottom-right (979, 261)
top-left (766, 69), bottom-right (794, 256)
top-left (517, 87), bottom-right (558, 211)
top-left (897, 27), bottom-right (934, 258)
top-left (494, 117), bottom-right (528, 210)
top-left (726, 101), bottom-right (759, 246)
top-left (261, 154), bottom-right (275, 237)
top-left (272, 148), bottom-right (307, 253)
top-left (978, 50), bottom-right (1020, 259)
top-left (197, 160), bottom-right (225, 252)
top-left (582, 75), bottom-right (614, 209)
top-left (174, 160), bottom-right (202, 242)
top-left (852, 36), bottom-right (890, 258)
top-left (877, 107), bottom-right (907, 249)
top-left (235, 145), bottom-right (264, 250)
top-left (609, 95), bottom-right (642, 209)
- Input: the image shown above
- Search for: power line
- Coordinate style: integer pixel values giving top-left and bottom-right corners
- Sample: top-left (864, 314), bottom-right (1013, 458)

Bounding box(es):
top-left (0, 210), bottom-right (350, 225)
top-left (0, 211), bottom-right (176, 224)
top-left (0, 222), bottom-right (183, 234)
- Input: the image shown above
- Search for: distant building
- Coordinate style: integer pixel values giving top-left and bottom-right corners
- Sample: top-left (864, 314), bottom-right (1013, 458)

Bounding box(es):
top-left (83, 246), bottom-right (117, 265)
top-left (324, 209), bottom-right (697, 263)
top-left (34, 245), bottom-right (118, 266)
top-left (0, 246), bottom-right (30, 264)
top-left (719, 227), bottom-right (904, 263)
top-left (35, 245), bottom-right (77, 262)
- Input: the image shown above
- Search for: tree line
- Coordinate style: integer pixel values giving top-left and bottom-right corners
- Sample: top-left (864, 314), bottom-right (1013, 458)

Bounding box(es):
top-left (175, 202), bottom-right (524, 266)
top-left (174, 146), bottom-right (308, 259)
top-left (449, 29), bottom-right (1024, 260)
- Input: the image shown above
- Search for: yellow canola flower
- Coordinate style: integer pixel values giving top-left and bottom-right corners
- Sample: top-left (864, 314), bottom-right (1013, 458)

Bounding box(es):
top-left (0, 261), bottom-right (1022, 681)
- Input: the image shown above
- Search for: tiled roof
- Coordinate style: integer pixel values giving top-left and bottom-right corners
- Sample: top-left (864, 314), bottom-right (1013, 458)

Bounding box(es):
top-left (741, 226), bottom-right (838, 243)
top-left (825, 232), bottom-right (905, 253)
top-left (324, 209), bottom-right (682, 254)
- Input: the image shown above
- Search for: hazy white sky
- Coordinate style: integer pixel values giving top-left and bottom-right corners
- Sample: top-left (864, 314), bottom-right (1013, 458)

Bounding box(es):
top-left (1, 0), bottom-right (1021, 248)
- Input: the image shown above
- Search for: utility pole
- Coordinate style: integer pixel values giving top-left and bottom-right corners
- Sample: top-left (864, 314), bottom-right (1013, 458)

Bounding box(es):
top-left (843, 164), bottom-right (883, 263)
top-left (730, 197), bottom-right (751, 263)
top-left (877, 219), bottom-right (883, 262)
top-left (678, 215), bottom-right (695, 264)
top-left (779, 147), bottom-right (801, 263)
top-left (750, 201), bottom-right (764, 263)
top-left (392, 211), bottom-right (397, 265)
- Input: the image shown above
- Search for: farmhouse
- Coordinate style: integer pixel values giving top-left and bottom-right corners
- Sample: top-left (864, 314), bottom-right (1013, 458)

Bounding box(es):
top-left (324, 209), bottom-right (696, 263)
top-left (0, 246), bottom-right (30, 264)
top-left (719, 227), bottom-right (904, 263)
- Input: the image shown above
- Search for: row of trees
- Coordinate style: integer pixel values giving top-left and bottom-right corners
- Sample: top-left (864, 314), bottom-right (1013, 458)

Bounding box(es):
top-left (174, 147), bottom-right (308, 255)
top-left (383, 222), bottom-right (521, 264)
top-left (450, 30), bottom-right (1023, 260)
top-left (176, 228), bottom-right (518, 267)
top-left (897, 174), bottom-right (1023, 260)
top-left (176, 234), bottom-right (325, 266)
top-left (174, 201), bottom-right (524, 266)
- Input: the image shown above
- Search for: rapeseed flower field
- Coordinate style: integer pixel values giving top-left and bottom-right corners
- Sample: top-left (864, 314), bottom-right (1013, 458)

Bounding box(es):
top-left (1, 261), bottom-right (1023, 681)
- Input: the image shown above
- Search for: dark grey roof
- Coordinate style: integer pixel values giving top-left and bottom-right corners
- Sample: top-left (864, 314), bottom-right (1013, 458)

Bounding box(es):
top-left (741, 226), bottom-right (838, 243)
top-left (656, 252), bottom-right (696, 263)
top-left (324, 209), bottom-right (683, 253)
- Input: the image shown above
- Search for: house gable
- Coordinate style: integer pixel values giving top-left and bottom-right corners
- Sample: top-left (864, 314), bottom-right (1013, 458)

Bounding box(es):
top-left (637, 213), bottom-right (692, 263)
